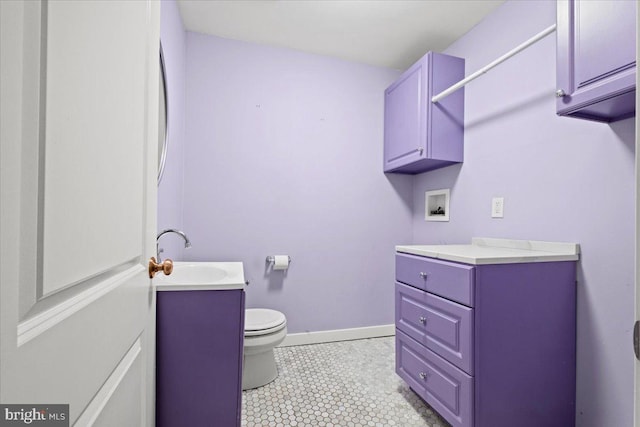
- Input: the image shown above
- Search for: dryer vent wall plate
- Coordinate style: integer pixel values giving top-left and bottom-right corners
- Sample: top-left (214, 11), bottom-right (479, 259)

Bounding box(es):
top-left (425, 189), bottom-right (450, 222)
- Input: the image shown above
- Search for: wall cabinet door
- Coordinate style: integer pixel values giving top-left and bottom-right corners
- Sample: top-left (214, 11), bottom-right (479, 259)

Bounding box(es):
top-left (383, 52), bottom-right (464, 174)
top-left (556, 0), bottom-right (636, 122)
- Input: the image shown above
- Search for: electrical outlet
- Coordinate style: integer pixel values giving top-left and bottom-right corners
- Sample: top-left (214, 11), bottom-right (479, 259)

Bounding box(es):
top-left (491, 197), bottom-right (504, 218)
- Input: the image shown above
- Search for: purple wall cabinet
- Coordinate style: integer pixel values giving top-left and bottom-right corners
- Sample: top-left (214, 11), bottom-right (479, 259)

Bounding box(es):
top-left (395, 253), bottom-right (577, 427)
top-left (383, 52), bottom-right (465, 174)
top-left (157, 290), bottom-right (245, 427)
top-left (556, 0), bottom-right (636, 122)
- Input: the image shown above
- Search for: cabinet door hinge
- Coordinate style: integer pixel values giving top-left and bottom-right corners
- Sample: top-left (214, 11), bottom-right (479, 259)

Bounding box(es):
top-left (634, 321), bottom-right (640, 361)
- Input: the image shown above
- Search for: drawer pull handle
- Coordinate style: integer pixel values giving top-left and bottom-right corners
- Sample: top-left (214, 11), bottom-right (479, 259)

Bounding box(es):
top-left (419, 272), bottom-right (428, 280)
top-left (419, 316), bottom-right (427, 325)
top-left (419, 372), bottom-right (427, 380)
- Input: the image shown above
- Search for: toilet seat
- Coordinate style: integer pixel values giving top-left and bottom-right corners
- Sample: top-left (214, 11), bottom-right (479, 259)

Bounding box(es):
top-left (245, 309), bottom-right (286, 337)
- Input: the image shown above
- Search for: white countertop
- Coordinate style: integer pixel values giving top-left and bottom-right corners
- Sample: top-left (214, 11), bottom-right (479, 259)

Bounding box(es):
top-left (154, 261), bottom-right (246, 291)
top-left (396, 237), bottom-right (580, 265)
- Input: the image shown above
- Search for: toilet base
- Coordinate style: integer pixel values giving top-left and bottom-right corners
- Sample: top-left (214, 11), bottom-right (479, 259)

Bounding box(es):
top-left (242, 349), bottom-right (278, 390)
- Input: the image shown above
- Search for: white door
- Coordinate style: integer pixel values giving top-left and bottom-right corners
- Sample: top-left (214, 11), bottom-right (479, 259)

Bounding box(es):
top-left (1, 1), bottom-right (160, 425)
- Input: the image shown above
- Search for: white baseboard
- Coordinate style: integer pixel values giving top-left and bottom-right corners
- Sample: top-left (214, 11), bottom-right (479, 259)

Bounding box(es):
top-left (278, 324), bottom-right (395, 347)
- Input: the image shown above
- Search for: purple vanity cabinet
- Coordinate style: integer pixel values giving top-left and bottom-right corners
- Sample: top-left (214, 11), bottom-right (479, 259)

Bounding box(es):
top-left (383, 52), bottom-right (465, 174)
top-left (556, 0), bottom-right (636, 122)
top-left (395, 253), bottom-right (577, 427)
top-left (156, 289), bottom-right (245, 427)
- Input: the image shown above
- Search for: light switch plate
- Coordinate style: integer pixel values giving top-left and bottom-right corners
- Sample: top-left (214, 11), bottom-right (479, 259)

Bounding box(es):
top-left (491, 197), bottom-right (504, 218)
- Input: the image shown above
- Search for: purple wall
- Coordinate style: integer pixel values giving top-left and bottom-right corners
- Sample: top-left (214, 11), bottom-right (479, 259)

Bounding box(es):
top-left (182, 32), bottom-right (412, 333)
top-left (161, 1), bottom-right (635, 423)
top-left (411, 2), bottom-right (635, 426)
top-left (158, 0), bottom-right (187, 260)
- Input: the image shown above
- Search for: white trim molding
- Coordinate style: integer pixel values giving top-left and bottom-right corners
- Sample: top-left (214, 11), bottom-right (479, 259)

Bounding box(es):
top-left (75, 338), bottom-right (142, 426)
top-left (17, 264), bottom-right (143, 346)
top-left (278, 324), bottom-right (395, 347)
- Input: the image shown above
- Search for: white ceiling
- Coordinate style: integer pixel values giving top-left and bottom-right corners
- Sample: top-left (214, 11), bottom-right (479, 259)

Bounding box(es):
top-left (177, 0), bottom-right (505, 70)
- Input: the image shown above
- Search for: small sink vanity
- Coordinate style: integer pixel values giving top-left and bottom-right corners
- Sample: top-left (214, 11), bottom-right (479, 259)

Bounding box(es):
top-left (394, 238), bottom-right (580, 427)
top-left (154, 262), bottom-right (246, 427)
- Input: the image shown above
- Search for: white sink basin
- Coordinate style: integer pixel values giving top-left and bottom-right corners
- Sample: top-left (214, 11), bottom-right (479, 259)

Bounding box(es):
top-left (154, 261), bottom-right (245, 291)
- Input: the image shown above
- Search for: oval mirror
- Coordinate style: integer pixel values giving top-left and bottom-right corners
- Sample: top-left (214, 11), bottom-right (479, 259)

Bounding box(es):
top-left (158, 44), bottom-right (168, 185)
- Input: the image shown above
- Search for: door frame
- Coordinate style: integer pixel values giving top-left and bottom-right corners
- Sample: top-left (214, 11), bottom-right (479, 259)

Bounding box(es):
top-left (634, 3), bottom-right (639, 426)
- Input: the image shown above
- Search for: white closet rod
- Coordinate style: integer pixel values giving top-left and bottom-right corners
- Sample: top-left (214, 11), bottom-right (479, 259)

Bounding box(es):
top-left (431, 24), bottom-right (557, 103)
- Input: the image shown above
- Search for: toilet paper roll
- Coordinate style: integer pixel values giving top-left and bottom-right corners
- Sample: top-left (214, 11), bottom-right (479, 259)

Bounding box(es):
top-left (272, 255), bottom-right (290, 270)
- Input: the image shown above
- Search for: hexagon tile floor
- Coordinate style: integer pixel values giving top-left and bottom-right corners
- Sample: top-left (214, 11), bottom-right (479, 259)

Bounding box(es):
top-left (241, 336), bottom-right (451, 427)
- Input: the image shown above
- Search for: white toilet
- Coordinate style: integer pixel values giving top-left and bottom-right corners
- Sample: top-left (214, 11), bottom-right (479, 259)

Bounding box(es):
top-left (242, 308), bottom-right (287, 390)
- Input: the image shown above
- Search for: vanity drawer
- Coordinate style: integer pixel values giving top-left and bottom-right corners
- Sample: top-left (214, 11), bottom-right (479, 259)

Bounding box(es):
top-left (396, 253), bottom-right (475, 306)
top-left (396, 329), bottom-right (473, 427)
top-left (395, 282), bottom-right (473, 374)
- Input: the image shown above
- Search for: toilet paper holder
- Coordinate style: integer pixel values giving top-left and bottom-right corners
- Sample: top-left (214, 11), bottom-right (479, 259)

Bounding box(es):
top-left (266, 255), bottom-right (291, 264)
